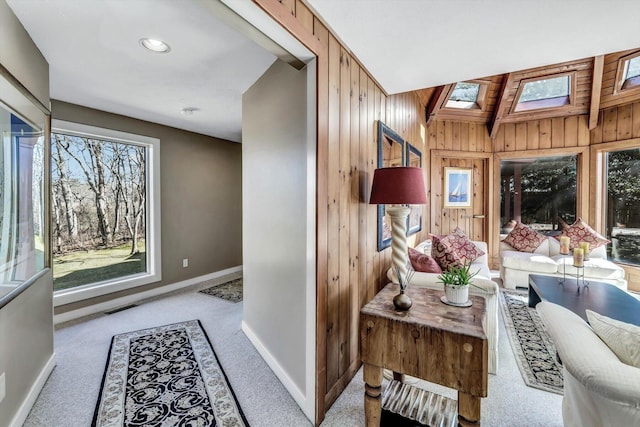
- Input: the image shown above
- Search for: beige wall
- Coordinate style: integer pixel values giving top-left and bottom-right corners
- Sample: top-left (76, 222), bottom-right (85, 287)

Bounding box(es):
top-left (52, 101), bottom-right (243, 314)
top-left (0, 0), bottom-right (49, 108)
top-left (242, 59), bottom-right (316, 420)
top-left (0, 2), bottom-right (53, 425)
top-left (0, 271), bottom-right (54, 427)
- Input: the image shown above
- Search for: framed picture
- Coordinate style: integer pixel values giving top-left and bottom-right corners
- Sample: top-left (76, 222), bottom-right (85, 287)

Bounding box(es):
top-left (405, 143), bottom-right (422, 235)
top-left (444, 167), bottom-right (472, 208)
top-left (376, 121), bottom-right (405, 251)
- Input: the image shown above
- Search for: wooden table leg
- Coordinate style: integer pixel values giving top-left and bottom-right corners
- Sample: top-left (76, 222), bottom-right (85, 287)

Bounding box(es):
top-left (363, 363), bottom-right (383, 427)
top-left (458, 391), bottom-right (481, 425)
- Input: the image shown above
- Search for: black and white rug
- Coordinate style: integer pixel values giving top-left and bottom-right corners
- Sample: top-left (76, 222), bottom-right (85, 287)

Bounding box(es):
top-left (199, 278), bottom-right (243, 303)
top-left (92, 320), bottom-right (248, 426)
top-left (499, 290), bottom-right (564, 395)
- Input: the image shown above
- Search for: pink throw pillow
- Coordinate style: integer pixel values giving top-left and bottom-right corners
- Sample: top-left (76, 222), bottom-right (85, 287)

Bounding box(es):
top-left (431, 227), bottom-right (485, 271)
top-left (408, 248), bottom-right (442, 273)
top-left (502, 222), bottom-right (547, 253)
top-left (556, 217), bottom-right (610, 251)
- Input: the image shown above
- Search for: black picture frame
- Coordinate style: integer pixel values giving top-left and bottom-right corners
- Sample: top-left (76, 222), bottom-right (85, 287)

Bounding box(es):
top-left (376, 121), bottom-right (405, 251)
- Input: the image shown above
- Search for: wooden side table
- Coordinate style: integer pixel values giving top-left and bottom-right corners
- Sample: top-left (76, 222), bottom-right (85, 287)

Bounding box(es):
top-left (360, 283), bottom-right (488, 426)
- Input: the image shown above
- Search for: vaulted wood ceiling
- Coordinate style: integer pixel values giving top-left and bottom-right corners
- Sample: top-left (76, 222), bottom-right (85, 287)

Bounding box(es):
top-left (415, 46), bottom-right (640, 139)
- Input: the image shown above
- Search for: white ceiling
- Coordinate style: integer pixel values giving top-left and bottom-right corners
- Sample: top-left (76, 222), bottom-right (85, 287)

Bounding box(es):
top-left (11, 0), bottom-right (640, 143)
top-left (7, 0), bottom-right (278, 142)
top-left (306, 0), bottom-right (640, 94)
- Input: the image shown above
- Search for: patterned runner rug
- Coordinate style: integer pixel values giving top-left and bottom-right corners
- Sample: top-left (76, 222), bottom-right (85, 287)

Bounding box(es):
top-left (92, 320), bottom-right (248, 426)
top-left (499, 290), bottom-right (564, 395)
top-left (199, 278), bottom-right (243, 303)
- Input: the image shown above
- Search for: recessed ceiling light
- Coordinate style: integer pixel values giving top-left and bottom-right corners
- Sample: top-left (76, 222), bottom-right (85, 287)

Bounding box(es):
top-left (139, 38), bottom-right (171, 53)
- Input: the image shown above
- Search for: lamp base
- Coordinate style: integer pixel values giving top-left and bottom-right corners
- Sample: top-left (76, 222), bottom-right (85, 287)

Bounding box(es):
top-left (393, 290), bottom-right (412, 311)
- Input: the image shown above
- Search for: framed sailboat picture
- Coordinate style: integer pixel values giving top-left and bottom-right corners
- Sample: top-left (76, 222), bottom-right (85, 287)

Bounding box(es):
top-left (444, 167), bottom-right (472, 208)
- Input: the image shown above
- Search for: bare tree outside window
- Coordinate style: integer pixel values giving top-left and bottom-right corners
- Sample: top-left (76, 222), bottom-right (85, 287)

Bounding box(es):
top-left (51, 132), bottom-right (147, 291)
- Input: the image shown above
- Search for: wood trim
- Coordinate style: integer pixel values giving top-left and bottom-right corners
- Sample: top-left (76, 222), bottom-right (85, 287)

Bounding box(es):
top-left (314, 25), bottom-right (329, 427)
top-left (613, 49), bottom-right (640, 95)
top-left (489, 73), bottom-right (511, 139)
top-left (509, 71), bottom-right (577, 115)
top-left (620, 264), bottom-right (640, 293)
top-left (425, 85), bottom-right (448, 127)
top-left (589, 55), bottom-right (604, 130)
top-left (252, 0), bottom-right (323, 55)
top-left (590, 137), bottom-right (640, 230)
top-left (432, 150), bottom-right (493, 159)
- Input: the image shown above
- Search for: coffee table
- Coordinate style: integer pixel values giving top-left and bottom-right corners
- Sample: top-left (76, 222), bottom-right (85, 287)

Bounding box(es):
top-left (528, 274), bottom-right (640, 326)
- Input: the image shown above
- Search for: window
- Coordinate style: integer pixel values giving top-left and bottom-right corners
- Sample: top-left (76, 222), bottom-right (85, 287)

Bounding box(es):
top-left (0, 99), bottom-right (46, 298)
top-left (605, 148), bottom-right (640, 265)
top-left (445, 81), bottom-right (488, 110)
top-left (615, 51), bottom-right (640, 92)
top-left (500, 156), bottom-right (577, 234)
top-left (513, 74), bottom-right (573, 112)
top-left (51, 120), bottom-right (161, 305)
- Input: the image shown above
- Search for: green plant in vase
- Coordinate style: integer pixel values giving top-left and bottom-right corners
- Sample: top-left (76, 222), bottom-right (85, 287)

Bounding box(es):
top-left (437, 262), bottom-right (479, 306)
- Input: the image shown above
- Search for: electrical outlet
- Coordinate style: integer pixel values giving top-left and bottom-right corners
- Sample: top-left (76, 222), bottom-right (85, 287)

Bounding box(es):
top-left (0, 372), bottom-right (6, 403)
top-left (182, 258), bottom-right (189, 268)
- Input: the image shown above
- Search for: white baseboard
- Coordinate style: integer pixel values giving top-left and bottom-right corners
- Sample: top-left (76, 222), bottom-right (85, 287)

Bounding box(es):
top-left (241, 321), bottom-right (313, 422)
top-left (9, 353), bottom-right (56, 427)
top-left (54, 266), bottom-right (243, 325)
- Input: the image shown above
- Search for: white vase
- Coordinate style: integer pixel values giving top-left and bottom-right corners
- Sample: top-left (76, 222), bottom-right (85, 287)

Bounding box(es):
top-left (445, 284), bottom-right (469, 304)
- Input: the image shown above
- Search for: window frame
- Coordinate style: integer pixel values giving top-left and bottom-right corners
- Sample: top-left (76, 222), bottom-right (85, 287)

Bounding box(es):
top-left (51, 120), bottom-right (162, 306)
top-left (591, 139), bottom-right (640, 267)
top-left (443, 80), bottom-right (489, 111)
top-left (511, 71), bottom-right (576, 114)
top-left (614, 50), bottom-right (640, 95)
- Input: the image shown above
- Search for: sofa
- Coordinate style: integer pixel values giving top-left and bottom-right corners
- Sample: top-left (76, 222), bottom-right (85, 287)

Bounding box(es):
top-left (537, 301), bottom-right (640, 427)
top-left (499, 235), bottom-right (627, 290)
top-left (387, 239), bottom-right (499, 374)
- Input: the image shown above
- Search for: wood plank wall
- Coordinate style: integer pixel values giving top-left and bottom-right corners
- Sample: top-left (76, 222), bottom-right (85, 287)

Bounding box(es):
top-left (493, 116), bottom-right (590, 151)
top-left (427, 120), bottom-right (492, 240)
top-left (600, 48), bottom-right (640, 110)
top-left (253, 1), bottom-right (428, 422)
top-left (254, 0), bottom-right (640, 422)
top-left (592, 100), bottom-right (640, 143)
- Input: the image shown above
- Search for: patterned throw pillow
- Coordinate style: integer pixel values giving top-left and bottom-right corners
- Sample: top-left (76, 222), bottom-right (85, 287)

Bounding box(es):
top-left (557, 217), bottom-right (610, 251)
top-left (502, 222), bottom-right (547, 253)
top-left (408, 247), bottom-right (442, 274)
top-left (587, 310), bottom-right (640, 368)
top-left (431, 227), bottom-right (485, 271)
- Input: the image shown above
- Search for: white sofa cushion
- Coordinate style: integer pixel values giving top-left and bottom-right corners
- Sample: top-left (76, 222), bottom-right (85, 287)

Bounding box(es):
top-left (501, 237), bottom-right (550, 255)
top-left (553, 256), bottom-right (626, 280)
top-left (537, 302), bottom-right (640, 427)
top-left (500, 250), bottom-right (558, 273)
top-left (587, 310), bottom-right (640, 368)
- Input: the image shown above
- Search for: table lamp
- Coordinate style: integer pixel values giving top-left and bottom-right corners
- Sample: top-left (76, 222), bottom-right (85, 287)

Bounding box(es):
top-left (370, 167), bottom-right (427, 310)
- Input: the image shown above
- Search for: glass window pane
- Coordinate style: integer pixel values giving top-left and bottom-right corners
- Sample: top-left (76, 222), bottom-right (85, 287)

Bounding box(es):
top-left (606, 148), bottom-right (640, 265)
top-left (449, 82), bottom-right (480, 102)
top-left (500, 156), bottom-right (577, 234)
top-left (51, 132), bottom-right (147, 291)
top-left (0, 103), bottom-right (46, 292)
top-left (519, 75), bottom-right (570, 102)
top-left (625, 56), bottom-right (640, 80)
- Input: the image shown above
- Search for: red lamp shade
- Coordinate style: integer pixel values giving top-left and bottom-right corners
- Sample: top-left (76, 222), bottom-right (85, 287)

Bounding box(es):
top-left (369, 167), bottom-right (427, 205)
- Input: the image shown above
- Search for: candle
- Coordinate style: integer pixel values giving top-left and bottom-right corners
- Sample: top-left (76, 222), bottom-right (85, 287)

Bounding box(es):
top-left (573, 248), bottom-right (584, 267)
top-left (559, 236), bottom-right (570, 255)
top-left (579, 241), bottom-right (590, 260)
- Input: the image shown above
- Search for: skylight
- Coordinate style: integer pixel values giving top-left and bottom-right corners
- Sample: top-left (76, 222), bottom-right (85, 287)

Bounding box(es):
top-left (626, 56), bottom-right (640, 79)
top-left (446, 82), bottom-right (480, 109)
top-left (621, 55), bottom-right (640, 90)
top-left (514, 74), bottom-right (571, 112)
